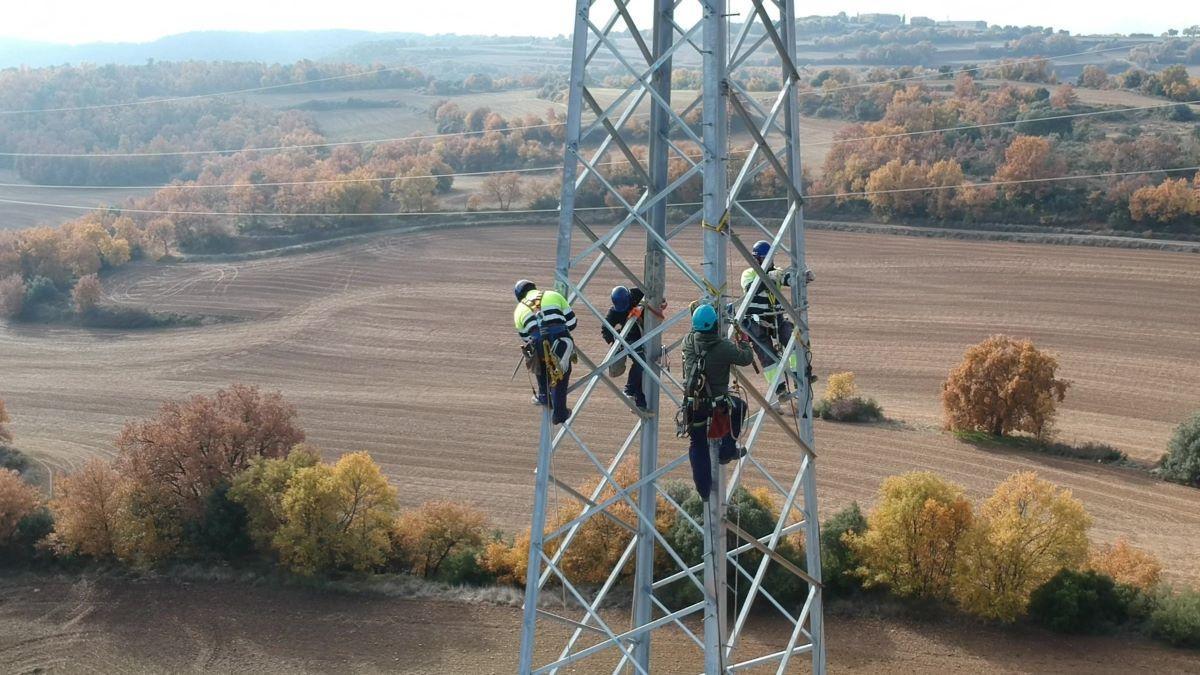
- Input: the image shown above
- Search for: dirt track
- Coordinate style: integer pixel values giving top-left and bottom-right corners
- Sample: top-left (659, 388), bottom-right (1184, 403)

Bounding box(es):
top-left (2, 575), bottom-right (1198, 674)
top-left (2, 224), bottom-right (1199, 585)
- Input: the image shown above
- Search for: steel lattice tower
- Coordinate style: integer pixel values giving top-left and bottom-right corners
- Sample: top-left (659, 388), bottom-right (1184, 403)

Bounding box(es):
top-left (519, 1), bottom-right (824, 672)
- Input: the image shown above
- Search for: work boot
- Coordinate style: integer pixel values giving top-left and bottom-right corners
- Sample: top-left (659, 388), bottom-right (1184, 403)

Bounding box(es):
top-left (719, 445), bottom-right (748, 465)
top-left (553, 408), bottom-right (573, 425)
top-left (531, 394), bottom-right (548, 406)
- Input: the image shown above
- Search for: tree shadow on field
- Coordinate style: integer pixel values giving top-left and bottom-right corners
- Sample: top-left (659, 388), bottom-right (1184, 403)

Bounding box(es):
top-left (952, 431), bottom-right (1171, 490)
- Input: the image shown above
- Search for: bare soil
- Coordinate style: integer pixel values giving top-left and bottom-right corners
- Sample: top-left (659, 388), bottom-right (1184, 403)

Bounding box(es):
top-left (2, 226), bottom-right (1198, 590)
top-left (1, 575), bottom-right (1197, 673)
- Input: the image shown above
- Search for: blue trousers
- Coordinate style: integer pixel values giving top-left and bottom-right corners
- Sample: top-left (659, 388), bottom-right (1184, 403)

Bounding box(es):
top-left (624, 350), bottom-right (646, 408)
top-left (687, 397), bottom-right (746, 498)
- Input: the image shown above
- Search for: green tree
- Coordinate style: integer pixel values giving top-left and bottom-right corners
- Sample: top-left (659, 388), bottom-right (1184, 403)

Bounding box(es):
top-left (1160, 412), bottom-right (1200, 486)
top-left (273, 452), bottom-right (398, 575)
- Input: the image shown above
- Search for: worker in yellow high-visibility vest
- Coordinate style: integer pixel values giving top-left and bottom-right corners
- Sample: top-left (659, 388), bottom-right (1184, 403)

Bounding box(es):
top-left (513, 279), bottom-right (577, 425)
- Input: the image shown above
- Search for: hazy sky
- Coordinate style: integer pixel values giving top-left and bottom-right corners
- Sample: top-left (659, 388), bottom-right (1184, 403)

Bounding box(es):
top-left (1, 1), bottom-right (1191, 45)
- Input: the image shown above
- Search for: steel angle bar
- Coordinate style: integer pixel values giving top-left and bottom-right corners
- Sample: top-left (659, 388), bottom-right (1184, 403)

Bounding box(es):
top-left (540, 552), bottom-right (648, 675)
top-left (747, 0), bottom-right (801, 82)
top-left (563, 425), bottom-right (711, 597)
top-left (571, 153), bottom-right (711, 293)
top-left (567, 158), bottom-right (704, 267)
top-left (532, 602), bottom-right (706, 675)
top-left (543, 452), bottom-right (688, 544)
top-left (725, 549), bottom-right (798, 625)
top-left (727, 644), bottom-right (813, 672)
top-left (727, 92), bottom-right (802, 206)
top-left (730, 32), bottom-right (771, 72)
top-left (580, 20), bottom-right (702, 143)
top-left (540, 421), bottom-right (642, 589)
top-left (665, 207), bottom-right (703, 240)
top-left (582, 88), bottom-right (651, 185)
top-left (567, 307), bottom-right (688, 395)
top-left (731, 368), bottom-right (814, 457)
top-left (574, 217), bottom-right (647, 290)
top-left (537, 608), bottom-right (611, 637)
top-left (550, 476), bottom-right (638, 533)
top-left (651, 518), bottom-right (806, 589)
top-left (613, 0), bottom-right (654, 65)
top-left (582, 4), bottom-right (623, 70)
top-left (554, 534), bottom-right (639, 673)
top-left (725, 520), bottom-right (819, 587)
top-left (585, 18), bottom-right (707, 149)
top-left (728, 460), bottom-right (813, 653)
top-left (727, 78), bottom-right (790, 142)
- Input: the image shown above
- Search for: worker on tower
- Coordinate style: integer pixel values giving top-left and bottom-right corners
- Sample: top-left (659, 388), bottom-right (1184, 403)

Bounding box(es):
top-left (514, 279), bottom-right (577, 425)
top-left (601, 285), bottom-right (647, 410)
top-left (740, 240), bottom-right (813, 402)
top-left (681, 303), bottom-right (753, 499)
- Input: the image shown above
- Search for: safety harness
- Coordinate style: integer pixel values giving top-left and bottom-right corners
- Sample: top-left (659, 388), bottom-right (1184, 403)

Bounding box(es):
top-left (521, 291), bottom-right (569, 386)
top-left (675, 336), bottom-right (735, 439)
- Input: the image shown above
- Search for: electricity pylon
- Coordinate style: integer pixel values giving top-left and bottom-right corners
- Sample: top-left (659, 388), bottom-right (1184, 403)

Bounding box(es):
top-left (518, 1), bottom-right (824, 672)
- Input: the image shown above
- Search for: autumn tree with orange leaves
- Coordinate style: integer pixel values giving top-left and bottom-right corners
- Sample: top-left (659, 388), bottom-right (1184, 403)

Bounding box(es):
top-left (115, 384), bottom-right (305, 533)
top-left (942, 336), bottom-right (1070, 439)
top-left (48, 459), bottom-right (126, 558)
top-left (0, 469), bottom-right (40, 545)
top-left (994, 135), bottom-right (1067, 201)
top-left (392, 500), bottom-right (489, 579)
top-left (845, 471), bottom-right (974, 601)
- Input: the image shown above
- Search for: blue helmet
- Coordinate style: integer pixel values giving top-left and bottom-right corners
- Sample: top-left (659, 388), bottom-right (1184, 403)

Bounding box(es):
top-left (514, 279), bottom-right (536, 300)
top-left (611, 285), bottom-right (632, 312)
top-left (691, 304), bottom-right (718, 332)
top-left (752, 240), bottom-right (772, 261)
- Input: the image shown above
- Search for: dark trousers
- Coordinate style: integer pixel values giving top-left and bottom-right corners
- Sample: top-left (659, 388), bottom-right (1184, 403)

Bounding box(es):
top-left (624, 350), bottom-right (645, 407)
top-left (744, 316), bottom-right (794, 368)
top-left (535, 337), bottom-right (573, 424)
top-left (687, 397), bottom-right (746, 497)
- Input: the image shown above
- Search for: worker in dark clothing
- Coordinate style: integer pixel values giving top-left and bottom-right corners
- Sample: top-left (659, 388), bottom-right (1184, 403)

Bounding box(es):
top-left (740, 239), bottom-right (814, 405)
top-left (682, 303), bottom-right (754, 499)
top-left (601, 285), bottom-right (647, 410)
top-left (513, 279), bottom-right (578, 425)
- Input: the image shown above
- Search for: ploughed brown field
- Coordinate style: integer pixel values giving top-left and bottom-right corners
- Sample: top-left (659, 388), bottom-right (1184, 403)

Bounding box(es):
top-left (4, 575), bottom-right (1199, 674)
top-left (3, 224), bottom-right (1199, 584)
top-left (3, 223), bottom-right (1200, 671)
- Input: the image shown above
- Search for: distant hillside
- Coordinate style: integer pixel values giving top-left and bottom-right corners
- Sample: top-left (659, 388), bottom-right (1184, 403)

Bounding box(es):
top-left (0, 30), bottom-right (421, 68)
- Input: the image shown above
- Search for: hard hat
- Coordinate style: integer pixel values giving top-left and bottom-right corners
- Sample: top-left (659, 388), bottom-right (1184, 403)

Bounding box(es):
top-left (514, 279), bottom-right (537, 300)
top-left (752, 240), bottom-right (772, 260)
top-left (691, 304), bottom-right (718, 332)
top-left (611, 286), bottom-right (632, 312)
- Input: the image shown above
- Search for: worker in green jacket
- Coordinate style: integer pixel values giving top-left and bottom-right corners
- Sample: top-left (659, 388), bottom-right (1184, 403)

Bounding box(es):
top-left (682, 303), bottom-right (753, 498)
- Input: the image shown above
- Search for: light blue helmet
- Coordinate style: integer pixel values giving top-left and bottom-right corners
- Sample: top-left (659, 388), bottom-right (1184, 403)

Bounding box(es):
top-left (691, 304), bottom-right (718, 332)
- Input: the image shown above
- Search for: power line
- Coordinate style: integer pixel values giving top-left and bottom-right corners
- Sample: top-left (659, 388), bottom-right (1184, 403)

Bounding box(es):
top-left (0, 119), bottom-right (569, 158)
top-left (805, 42), bottom-right (1139, 97)
top-left (0, 41), bottom-right (1160, 159)
top-left (1, 165), bottom-right (1194, 218)
top-left (0, 65), bottom-right (431, 116)
top-left (2, 98), bottom-right (1192, 192)
top-left (804, 98), bottom-right (1200, 149)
